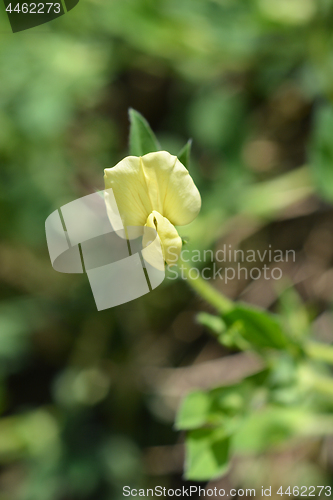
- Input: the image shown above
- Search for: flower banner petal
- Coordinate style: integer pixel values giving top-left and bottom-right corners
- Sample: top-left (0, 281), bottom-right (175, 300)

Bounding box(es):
top-left (140, 151), bottom-right (201, 226)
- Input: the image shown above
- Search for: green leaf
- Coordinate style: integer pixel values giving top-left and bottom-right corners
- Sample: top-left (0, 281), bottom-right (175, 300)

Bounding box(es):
top-left (176, 391), bottom-right (211, 430)
top-left (223, 304), bottom-right (290, 351)
top-left (210, 386), bottom-right (245, 417)
top-left (177, 139), bottom-right (192, 170)
top-left (176, 370), bottom-right (269, 432)
top-left (309, 102), bottom-right (333, 202)
top-left (128, 108), bottom-right (160, 156)
top-left (196, 312), bottom-right (226, 336)
top-left (218, 322), bottom-right (251, 350)
top-left (233, 406), bottom-right (309, 454)
top-left (185, 428), bottom-right (230, 481)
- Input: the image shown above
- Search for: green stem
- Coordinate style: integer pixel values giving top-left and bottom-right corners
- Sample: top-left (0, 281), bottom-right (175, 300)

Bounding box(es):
top-left (306, 342), bottom-right (333, 365)
top-left (178, 259), bottom-right (233, 314)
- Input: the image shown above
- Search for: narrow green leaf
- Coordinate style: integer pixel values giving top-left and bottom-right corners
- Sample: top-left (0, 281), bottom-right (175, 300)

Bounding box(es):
top-left (177, 139), bottom-right (192, 170)
top-left (223, 304), bottom-right (290, 350)
top-left (196, 312), bottom-right (226, 336)
top-left (176, 391), bottom-right (211, 430)
top-left (185, 429), bottom-right (230, 481)
top-left (128, 108), bottom-right (160, 156)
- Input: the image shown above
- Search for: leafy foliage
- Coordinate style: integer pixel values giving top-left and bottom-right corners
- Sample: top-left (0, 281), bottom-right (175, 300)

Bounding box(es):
top-left (128, 108), bottom-right (160, 156)
top-left (185, 429), bottom-right (230, 481)
top-left (222, 304), bottom-right (293, 351)
top-left (2, 0), bottom-right (333, 496)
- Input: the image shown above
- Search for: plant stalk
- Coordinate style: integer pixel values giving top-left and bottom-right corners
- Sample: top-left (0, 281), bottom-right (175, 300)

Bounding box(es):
top-left (178, 259), bottom-right (233, 314)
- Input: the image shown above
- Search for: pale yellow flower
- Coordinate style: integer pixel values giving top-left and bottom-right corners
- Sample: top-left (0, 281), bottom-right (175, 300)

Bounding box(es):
top-left (104, 151), bottom-right (201, 265)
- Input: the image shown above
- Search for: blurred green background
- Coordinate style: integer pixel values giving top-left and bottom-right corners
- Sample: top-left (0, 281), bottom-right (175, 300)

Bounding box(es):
top-left (1, 0), bottom-right (333, 498)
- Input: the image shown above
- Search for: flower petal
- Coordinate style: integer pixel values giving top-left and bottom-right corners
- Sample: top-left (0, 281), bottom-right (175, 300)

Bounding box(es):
top-left (104, 151), bottom-right (201, 230)
top-left (104, 156), bottom-right (152, 227)
top-left (140, 151), bottom-right (202, 226)
top-left (145, 211), bottom-right (182, 266)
